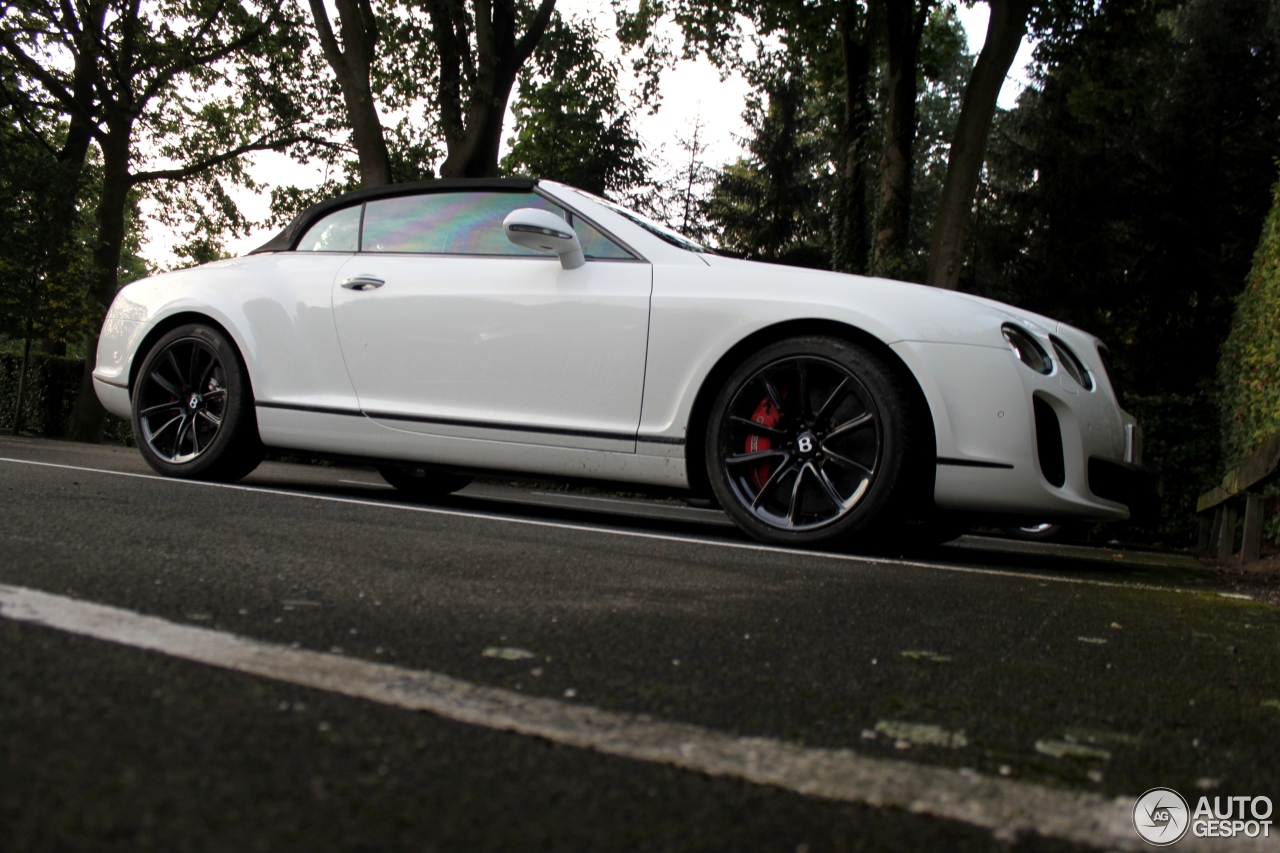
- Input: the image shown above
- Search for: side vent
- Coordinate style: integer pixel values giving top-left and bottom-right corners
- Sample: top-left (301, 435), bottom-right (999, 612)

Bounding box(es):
top-left (1033, 395), bottom-right (1066, 487)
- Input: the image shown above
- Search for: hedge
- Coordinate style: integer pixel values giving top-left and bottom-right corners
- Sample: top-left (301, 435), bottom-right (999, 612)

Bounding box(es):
top-left (1219, 169), bottom-right (1280, 462)
top-left (0, 351), bottom-right (133, 443)
top-left (1218, 167), bottom-right (1280, 541)
top-left (0, 352), bottom-right (85, 435)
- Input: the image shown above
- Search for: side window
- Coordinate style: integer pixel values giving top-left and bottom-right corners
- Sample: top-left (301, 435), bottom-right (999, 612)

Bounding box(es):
top-left (296, 205), bottom-right (361, 252)
top-left (569, 216), bottom-right (634, 259)
top-left (360, 191), bottom-right (634, 259)
top-left (362, 192), bottom-right (559, 255)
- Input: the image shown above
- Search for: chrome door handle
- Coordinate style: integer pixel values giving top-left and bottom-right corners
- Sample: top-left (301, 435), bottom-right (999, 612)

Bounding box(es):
top-left (341, 275), bottom-right (385, 291)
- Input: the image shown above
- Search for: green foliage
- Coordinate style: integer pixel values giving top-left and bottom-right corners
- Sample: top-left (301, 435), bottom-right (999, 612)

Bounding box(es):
top-left (707, 71), bottom-right (831, 267)
top-left (502, 15), bottom-right (647, 196)
top-left (0, 351), bottom-right (133, 443)
top-left (1218, 170), bottom-right (1280, 466)
top-left (630, 0), bottom-right (975, 269)
top-left (0, 115), bottom-right (97, 349)
top-left (0, 353), bottom-right (85, 435)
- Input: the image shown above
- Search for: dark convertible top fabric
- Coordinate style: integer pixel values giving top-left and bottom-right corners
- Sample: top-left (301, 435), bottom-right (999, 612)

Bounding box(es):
top-left (248, 177), bottom-right (540, 254)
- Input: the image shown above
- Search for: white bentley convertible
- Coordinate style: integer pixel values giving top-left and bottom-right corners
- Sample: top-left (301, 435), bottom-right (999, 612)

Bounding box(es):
top-left (94, 178), bottom-right (1152, 546)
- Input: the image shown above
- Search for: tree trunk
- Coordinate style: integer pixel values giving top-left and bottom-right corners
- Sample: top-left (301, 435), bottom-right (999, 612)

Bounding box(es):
top-left (872, 0), bottom-right (931, 280)
top-left (439, 68), bottom-right (522, 178)
top-left (65, 130), bottom-right (131, 442)
top-left (925, 0), bottom-right (1032, 290)
top-left (10, 316), bottom-right (34, 435)
top-left (433, 0), bottom-right (556, 179)
top-left (831, 0), bottom-right (873, 275)
top-left (347, 90), bottom-right (392, 186)
top-left (308, 0), bottom-right (392, 187)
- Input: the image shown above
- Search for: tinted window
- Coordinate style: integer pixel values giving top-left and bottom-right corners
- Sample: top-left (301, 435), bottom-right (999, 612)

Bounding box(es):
top-left (569, 215), bottom-right (633, 259)
top-left (361, 191), bottom-right (633, 259)
top-left (296, 205), bottom-right (361, 252)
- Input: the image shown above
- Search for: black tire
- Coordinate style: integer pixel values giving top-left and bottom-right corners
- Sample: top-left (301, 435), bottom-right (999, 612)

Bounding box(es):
top-left (378, 465), bottom-right (472, 499)
top-left (132, 323), bottom-right (264, 482)
top-left (705, 336), bottom-right (927, 547)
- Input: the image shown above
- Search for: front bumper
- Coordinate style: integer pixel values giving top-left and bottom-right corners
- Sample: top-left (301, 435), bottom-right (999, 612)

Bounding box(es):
top-left (893, 338), bottom-right (1141, 522)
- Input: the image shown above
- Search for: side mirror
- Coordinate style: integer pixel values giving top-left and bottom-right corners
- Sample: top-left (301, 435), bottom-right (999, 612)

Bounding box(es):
top-left (502, 208), bottom-right (585, 270)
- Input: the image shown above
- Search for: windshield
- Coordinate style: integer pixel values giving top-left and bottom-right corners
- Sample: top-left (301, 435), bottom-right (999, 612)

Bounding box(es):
top-left (564, 187), bottom-right (712, 254)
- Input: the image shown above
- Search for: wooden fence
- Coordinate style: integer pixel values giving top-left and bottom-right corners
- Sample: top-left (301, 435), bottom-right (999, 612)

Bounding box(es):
top-left (1196, 432), bottom-right (1280, 563)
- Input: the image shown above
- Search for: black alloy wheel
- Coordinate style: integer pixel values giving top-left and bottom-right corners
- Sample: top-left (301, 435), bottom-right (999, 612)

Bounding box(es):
top-left (706, 336), bottom-right (921, 547)
top-left (132, 324), bottom-right (263, 481)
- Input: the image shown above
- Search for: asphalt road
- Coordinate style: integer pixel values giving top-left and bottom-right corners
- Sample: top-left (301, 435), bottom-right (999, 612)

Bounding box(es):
top-left (2, 435), bottom-right (1277, 852)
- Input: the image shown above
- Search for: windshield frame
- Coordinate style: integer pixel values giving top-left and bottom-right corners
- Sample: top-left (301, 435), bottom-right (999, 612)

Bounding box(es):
top-left (560, 186), bottom-right (714, 255)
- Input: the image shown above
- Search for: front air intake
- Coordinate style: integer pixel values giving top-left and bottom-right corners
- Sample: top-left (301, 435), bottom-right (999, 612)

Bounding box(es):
top-left (1033, 395), bottom-right (1066, 487)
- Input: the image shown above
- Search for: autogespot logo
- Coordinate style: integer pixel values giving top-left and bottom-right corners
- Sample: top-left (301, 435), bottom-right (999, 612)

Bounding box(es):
top-left (1133, 788), bottom-right (1275, 844)
top-left (1133, 788), bottom-right (1190, 846)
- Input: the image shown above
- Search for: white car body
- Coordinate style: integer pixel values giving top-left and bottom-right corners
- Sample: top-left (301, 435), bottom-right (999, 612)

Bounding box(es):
top-left (94, 178), bottom-right (1141, 522)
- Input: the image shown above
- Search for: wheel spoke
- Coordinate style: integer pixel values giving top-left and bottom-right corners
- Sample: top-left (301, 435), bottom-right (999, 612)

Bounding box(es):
top-left (150, 370), bottom-right (182, 397)
top-left (197, 410), bottom-right (222, 427)
top-left (787, 463), bottom-right (813, 524)
top-left (814, 377), bottom-right (851, 424)
top-left (825, 411), bottom-right (874, 441)
top-left (823, 446), bottom-right (874, 479)
top-left (189, 416), bottom-right (201, 454)
top-left (750, 457), bottom-right (795, 510)
top-left (725, 448), bottom-right (788, 466)
top-left (189, 344), bottom-right (202, 391)
top-left (140, 402), bottom-right (181, 417)
top-left (170, 415), bottom-right (191, 460)
top-left (166, 349), bottom-right (187, 388)
top-left (149, 413), bottom-right (183, 441)
top-left (198, 349), bottom-right (219, 389)
top-left (796, 361), bottom-right (811, 426)
top-left (761, 376), bottom-right (786, 420)
top-left (729, 415), bottom-right (788, 439)
top-left (814, 465), bottom-right (849, 511)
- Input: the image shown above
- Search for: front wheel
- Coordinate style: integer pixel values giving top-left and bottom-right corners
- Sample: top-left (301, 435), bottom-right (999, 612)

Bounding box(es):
top-left (132, 323), bottom-right (264, 481)
top-left (705, 336), bottom-right (926, 547)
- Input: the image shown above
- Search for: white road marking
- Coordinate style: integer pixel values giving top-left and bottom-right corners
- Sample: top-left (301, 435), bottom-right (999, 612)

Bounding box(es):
top-left (0, 456), bottom-right (1207, 595)
top-left (0, 582), bottom-right (1256, 853)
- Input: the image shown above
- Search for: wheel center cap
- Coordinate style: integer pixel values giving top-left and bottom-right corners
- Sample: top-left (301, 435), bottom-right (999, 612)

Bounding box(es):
top-left (188, 394), bottom-right (201, 410)
top-left (796, 431), bottom-right (818, 457)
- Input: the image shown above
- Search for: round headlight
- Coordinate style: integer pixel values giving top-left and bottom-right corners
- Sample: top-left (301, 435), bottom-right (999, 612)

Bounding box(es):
top-left (1050, 336), bottom-right (1093, 390)
top-left (1002, 324), bottom-right (1052, 375)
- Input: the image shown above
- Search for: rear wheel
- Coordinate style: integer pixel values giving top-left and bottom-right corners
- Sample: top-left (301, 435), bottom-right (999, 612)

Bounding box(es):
top-left (705, 336), bottom-right (926, 547)
top-left (132, 323), bottom-right (263, 481)
top-left (378, 465), bottom-right (472, 499)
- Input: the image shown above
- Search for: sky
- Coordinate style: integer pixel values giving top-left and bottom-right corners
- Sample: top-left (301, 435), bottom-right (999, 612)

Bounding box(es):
top-left (142, 1), bottom-right (1035, 265)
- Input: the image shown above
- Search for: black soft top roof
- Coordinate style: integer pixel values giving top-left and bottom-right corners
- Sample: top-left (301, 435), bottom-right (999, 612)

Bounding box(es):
top-left (249, 177), bottom-right (540, 254)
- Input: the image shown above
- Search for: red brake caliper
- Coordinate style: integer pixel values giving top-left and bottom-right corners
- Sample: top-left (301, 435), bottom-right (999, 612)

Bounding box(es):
top-left (745, 396), bottom-right (782, 490)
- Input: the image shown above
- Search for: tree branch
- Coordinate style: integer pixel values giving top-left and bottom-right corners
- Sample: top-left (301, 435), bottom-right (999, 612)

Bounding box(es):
top-left (308, 0), bottom-right (350, 87)
top-left (135, 13), bottom-right (280, 113)
top-left (0, 82), bottom-right (61, 157)
top-left (512, 0), bottom-right (556, 66)
top-left (0, 33), bottom-right (104, 138)
top-left (128, 134), bottom-right (315, 186)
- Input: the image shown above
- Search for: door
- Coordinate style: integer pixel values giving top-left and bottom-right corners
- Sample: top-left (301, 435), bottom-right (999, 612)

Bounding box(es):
top-left (331, 189), bottom-right (652, 452)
